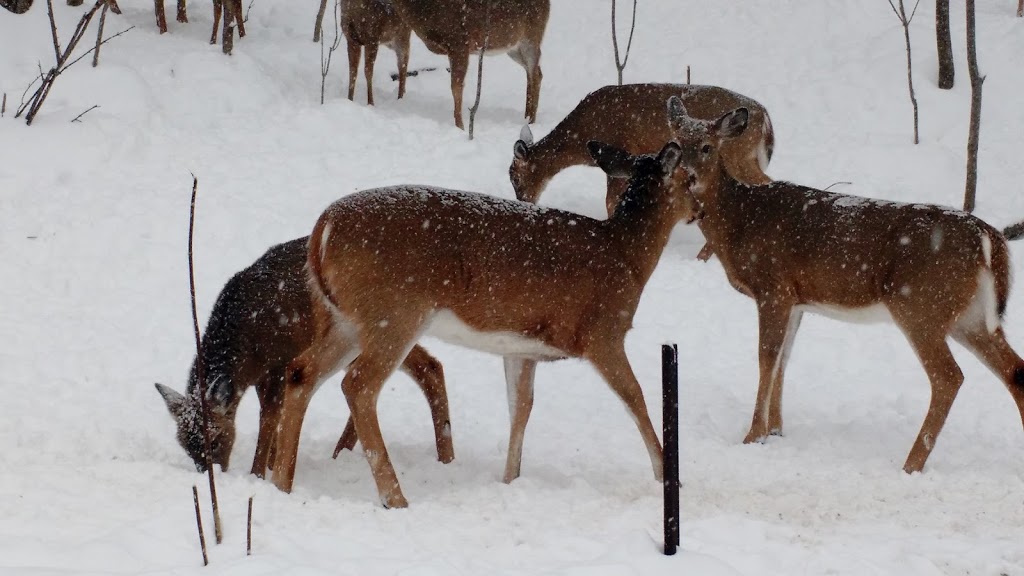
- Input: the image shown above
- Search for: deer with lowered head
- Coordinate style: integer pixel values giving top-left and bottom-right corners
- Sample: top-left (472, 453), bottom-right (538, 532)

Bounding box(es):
top-left (372, 0), bottom-right (549, 129)
top-left (511, 84), bottom-right (774, 217)
top-left (155, 237), bottom-right (454, 477)
top-left (668, 97), bottom-right (1024, 473)
top-left (269, 140), bottom-right (699, 507)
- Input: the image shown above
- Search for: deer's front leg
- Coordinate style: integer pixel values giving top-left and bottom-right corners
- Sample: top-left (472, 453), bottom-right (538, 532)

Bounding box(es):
top-left (744, 297), bottom-right (797, 444)
top-left (503, 357), bottom-right (537, 483)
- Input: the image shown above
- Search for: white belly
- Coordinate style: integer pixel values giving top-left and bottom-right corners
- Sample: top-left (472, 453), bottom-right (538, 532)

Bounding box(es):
top-left (800, 302), bottom-right (892, 325)
top-left (426, 310), bottom-right (565, 359)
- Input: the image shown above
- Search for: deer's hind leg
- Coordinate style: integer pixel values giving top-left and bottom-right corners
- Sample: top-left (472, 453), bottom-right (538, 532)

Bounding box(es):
top-left (953, 325), bottom-right (1024, 431)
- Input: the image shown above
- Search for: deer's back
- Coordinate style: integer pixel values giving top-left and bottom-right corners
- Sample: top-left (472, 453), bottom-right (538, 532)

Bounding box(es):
top-left (390, 0), bottom-right (549, 53)
top-left (711, 183), bottom-right (996, 306)
top-left (546, 84), bottom-right (770, 178)
top-left (315, 187), bottom-right (636, 343)
top-left (197, 237), bottom-right (315, 403)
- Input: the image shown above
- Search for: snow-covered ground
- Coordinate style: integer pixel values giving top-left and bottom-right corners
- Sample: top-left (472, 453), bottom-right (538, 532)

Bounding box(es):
top-left (2, 1), bottom-right (1023, 574)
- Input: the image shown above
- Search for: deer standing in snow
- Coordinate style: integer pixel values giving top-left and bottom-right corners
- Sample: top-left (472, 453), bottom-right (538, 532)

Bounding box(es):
top-left (668, 97), bottom-right (1024, 473)
top-left (156, 237), bottom-right (454, 477)
top-left (510, 84), bottom-right (774, 219)
top-left (270, 140), bottom-right (699, 507)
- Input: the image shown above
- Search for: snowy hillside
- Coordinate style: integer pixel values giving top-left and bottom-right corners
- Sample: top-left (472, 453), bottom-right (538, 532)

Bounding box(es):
top-left (1, 0), bottom-right (1023, 574)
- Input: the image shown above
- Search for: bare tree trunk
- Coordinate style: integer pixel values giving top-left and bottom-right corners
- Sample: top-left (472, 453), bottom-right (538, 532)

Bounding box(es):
top-left (936, 0), bottom-right (953, 89)
top-left (468, 0), bottom-right (491, 140)
top-left (319, 0), bottom-right (341, 105)
top-left (888, 0), bottom-right (921, 144)
top-left (1018, 0), bottom-right (1022, 17)
top-left (611, 0), bottom-right (637, 85)
top-left (92, 2), bottom-right (107, 67)
top-left (313, 0), bottom-right (328, 42)
top-left (963, 0), bottom-right (984, 212)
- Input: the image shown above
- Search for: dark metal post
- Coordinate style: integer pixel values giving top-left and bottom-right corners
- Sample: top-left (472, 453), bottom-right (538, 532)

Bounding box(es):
top-left (662, 343), bottom-right (679, 555)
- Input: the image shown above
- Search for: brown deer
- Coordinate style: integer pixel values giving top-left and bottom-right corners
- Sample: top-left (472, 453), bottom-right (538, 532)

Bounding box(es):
top-left (668, 98), bottom-right (1024, 473)
top-left (270, 140), bottom-right (698, 507)
top-left (511, 83), bottom-right (773, 259)
top-left (335, 0), bottom-right (412, 105)
top-left (155, 236), bottom-right (454, 477)
top-left (377, 0), bottom-right (549, 129)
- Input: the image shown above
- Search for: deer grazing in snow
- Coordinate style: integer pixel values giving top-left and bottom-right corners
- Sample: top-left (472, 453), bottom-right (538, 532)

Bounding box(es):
top-left (668, 97), bottom-right (1024, 473)
top-left (270, 140), bottom-right (699, 507)
top-left (512, 84), bottom-right (774, 214)
top-left (381, 0), bottom-right (549, 129)
top-left (511, 83), bottom-right (773, 260)
top-left (155, 237), bottom-right (454, 477)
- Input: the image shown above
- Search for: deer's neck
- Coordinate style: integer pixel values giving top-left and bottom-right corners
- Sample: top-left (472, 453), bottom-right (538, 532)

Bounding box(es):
top-left (695, 169), bottom-right (753, 255)
top-left (605, 179), bottom-right (678, 286)
top-left (530, 130), bottom-right (593, 182)
top-left (185, 346), bottom-right (242, 417)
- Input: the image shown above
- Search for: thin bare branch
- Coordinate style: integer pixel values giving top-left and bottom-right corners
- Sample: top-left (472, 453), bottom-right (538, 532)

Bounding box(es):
top-left (70, 104), bottom-right (99, 122)
top-left (92, 2), bottom-right (108, 67)
top-left (47, 0), bottom-right (62, 65)
top-left (63, 25), bottom-right (134, 70)
top-left (192, 486), bottom-right (209, 566)
top-left (246, 496), bottom-right (254, 556)
top-left (468, 0), bottom-right (492, 139)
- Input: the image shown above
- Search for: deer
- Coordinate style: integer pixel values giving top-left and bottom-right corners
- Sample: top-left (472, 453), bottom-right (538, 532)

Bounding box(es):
top-left (269, 140), bottom-right (699, 507)
top-left (155, 236), bottom-right (454, 478)
top-left (667, 97), bottom-right (1024, 474)
top-left (511, 83), bottom-right (773, 260)
top-left (332, 0), bottom-right (412, 106)
top-left (369, 0), bottom-right (549, 130)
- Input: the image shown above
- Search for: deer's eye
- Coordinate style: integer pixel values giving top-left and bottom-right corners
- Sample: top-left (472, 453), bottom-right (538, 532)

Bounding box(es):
top-left (701, 144), bottom-right (713, 155)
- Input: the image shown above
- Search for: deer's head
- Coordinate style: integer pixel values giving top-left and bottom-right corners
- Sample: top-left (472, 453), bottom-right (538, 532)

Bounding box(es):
top-left (587, 139), bottom-right (701, 224)
top-left (155, 383), bottom-right (236, 472)
top-left (667, 96), bottom-right (750, 202)
top-left (509, 125), bottom-right (550, 204)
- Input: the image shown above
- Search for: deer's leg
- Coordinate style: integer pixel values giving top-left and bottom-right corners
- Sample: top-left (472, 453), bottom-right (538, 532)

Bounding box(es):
top-left (346, 39), bottom-right (361, 102)
top-left (251, 375), bottom-right (284, 478)
top-left (896, 327), bottom-right (963, 474)
top-left (395, 31), bottom-right (411, 100)
top-left (503, 357), bottom-right (537, 483)
top-left (448, 51), bottom-right (469, 129)
top-left (210, 0), bottom-right (222, 45)
top-left (334, 415), bottom-right (358, 458)
top-left (952, 326), bottom-right (1024, 430)
top-left (313, 0), bottom-right (328, 42)
top-left (364, 42), bottom-right (379, 106)
top-left (508, 42), bottom-right (542, 123)
top-left (270, 333), bottom-right (350, 493)
top-left (233, 0), bottom-right (245, 38)
top-left (696, 243), bottom-right (715, 262)
top-left (767, 309), bottom-right (803, 436)
top-left (587, 341), bottom-right (663, 481)
top-left (176, 0), bottom-right (187, 23)
top-left (744, 297), bottom-right (798, 444)
top-left (343, 323), bottom-right (425, 509)
top-left (155, 0), bottom-right (168, 33)
top-left (399, 345), bottom-right (454, 464)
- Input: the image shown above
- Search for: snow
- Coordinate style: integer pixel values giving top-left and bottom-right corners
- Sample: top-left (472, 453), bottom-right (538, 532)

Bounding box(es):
top-left (2, 0), bottom-right (1024, 574)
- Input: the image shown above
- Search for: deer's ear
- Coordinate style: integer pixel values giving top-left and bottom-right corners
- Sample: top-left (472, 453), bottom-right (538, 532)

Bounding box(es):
top-left (588, 141), bottom-right (633, 179)
top-left (155, 383), bottom-right (187, 420)
top-left (667, 95), bottom-right (689, 133)
top-left (657, 142), bottom-right (682, 175)
top-left (714, 107), bottom-right (749, 138)
top-left (519, 124), bottom-right (534, 146)
top-left (513, 139), bottom-right (530, 161)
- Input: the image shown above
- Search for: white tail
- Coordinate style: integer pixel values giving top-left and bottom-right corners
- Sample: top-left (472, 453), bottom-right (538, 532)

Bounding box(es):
top-left (669, 99), bottom-right (1024, 473)
top-left (271, 141), bottom-right (700, 507)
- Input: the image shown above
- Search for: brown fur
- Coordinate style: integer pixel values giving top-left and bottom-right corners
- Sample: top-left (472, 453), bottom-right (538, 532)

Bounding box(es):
top-left (271, 142), bottom-right (698, 507)
top-left (337, 0), bottom-right (412, 105)
top-left (386, 0), bottom-right (550, 129)
top-left (156, 237), bottom-right (454, 478)
top-left (511, 84), bottom-right (773, 215)
top-left (670, 101), bottom-right (1024, 473)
